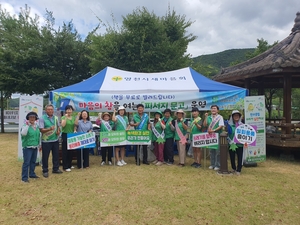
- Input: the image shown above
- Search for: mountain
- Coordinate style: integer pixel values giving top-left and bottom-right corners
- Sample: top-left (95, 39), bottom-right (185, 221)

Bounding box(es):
top-left (192, 48), bottom-right (255, 75)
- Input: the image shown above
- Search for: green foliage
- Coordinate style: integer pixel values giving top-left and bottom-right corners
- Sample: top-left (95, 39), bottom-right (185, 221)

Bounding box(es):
top-left (89, 7), bottom-right (196, 73)
top-left (246, 38), bottom-right (278, 59)
top-left (0, 5), bottom-right (91, 96)
top-left (193, 48), bottom-right (255, 74)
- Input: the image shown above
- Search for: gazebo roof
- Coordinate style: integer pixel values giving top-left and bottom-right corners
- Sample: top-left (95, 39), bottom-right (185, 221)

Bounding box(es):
top-left (214, 12), bottom-right (300, 84)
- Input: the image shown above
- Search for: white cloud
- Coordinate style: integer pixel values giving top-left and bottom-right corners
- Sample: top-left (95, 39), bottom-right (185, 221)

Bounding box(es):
top-left (1, 0), bottom-right (299, 56)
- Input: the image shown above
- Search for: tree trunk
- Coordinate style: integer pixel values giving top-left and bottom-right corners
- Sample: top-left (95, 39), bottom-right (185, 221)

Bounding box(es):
top-left (1, 91), bottom-right (4, 133)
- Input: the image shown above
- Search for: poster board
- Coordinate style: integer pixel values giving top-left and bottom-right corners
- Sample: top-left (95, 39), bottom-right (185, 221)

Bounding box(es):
top-left (244, 96), bottom-right (266, 162)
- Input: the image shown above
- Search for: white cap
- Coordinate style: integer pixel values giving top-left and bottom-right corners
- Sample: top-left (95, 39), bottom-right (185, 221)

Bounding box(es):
top-left (118, 106), bottom-right (125, 111)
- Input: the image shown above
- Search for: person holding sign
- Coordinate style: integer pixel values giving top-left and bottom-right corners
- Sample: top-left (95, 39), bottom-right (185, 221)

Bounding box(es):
top-left (226, 110), bottom-right (244, 176)
top-left (39, 104), bottom-right (62, 178)
top-left (61, 105), bottom-right (80, 172)
top-left (170, 109), bottom-right (188, 167)
top-left (162, 109), bottom-right (175, 165)
top-left (151, 110), bottom-right (166, 166)
top-left (203, 105), bottom-right (224, 171)
top-left (20, 112), bottom-right (41, 182)
top-left (100, 112), bottom-right (114, 166)
top-left (190, 107), bottom-right (203, 168)
top-left (75, 110), bottom-right (93, 168)
top-left (130, 104), bottom-right (151, 165)
top-left (112, 106), bottom-right (130, 166)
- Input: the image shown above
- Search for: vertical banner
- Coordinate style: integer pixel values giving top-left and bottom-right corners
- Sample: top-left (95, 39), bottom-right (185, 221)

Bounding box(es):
top-left (18, 95), bottom-right (44, 161)
top-left (244, 96), bottom-right (266, 162)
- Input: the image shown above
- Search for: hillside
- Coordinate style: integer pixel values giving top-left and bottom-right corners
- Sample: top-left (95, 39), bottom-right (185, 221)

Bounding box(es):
top-left (192, 48), bottom-right (255, 75)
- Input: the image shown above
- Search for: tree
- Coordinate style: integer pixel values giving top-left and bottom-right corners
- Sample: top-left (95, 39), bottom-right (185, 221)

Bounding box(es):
top-left (0, 5), bottom-right (92, 95)
top-left (89, 7), bottom-right (196, 73)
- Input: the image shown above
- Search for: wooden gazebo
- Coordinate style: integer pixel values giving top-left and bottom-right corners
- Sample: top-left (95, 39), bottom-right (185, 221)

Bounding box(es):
top-left (214, 12), bottom-right (300, 149)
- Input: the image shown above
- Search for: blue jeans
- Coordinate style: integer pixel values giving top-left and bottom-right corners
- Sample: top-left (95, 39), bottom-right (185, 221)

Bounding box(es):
top-left (209, 149), bottom-right (220, 168)
top-left (22, 147), bottom-right (38, 181)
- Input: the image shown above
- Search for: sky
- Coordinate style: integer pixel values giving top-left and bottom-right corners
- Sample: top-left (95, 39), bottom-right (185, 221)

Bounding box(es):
top-left (1, 0), bottom-right (299, 57)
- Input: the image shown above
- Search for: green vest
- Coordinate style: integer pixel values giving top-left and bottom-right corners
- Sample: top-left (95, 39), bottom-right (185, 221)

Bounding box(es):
top-left (228, 124), bottom-right (243, 147)
top-left (41, 115), bottom-right (59, 142)
top-left (100, 120), bottom-right (114, 132)
top-left (151, 121), bottom-right (164, 142)
top-left (115, 116), bottom-right (129, 131)
top-left (162, 117), bottom-right (174, 139)
top-left (174, 120), bottom-right (187, 141)
top-left (207, 115), bottom-right (223, 150)
top-left (133, 113), bottom-right (149, 131)
top-left (21, 125), bottom-right (40, 147)
top-left (190, 117), bottom-right (202, 139)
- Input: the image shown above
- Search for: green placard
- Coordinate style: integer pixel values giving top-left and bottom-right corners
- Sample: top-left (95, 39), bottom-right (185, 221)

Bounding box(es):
top-left (100, 130), bottom-right (151, 146)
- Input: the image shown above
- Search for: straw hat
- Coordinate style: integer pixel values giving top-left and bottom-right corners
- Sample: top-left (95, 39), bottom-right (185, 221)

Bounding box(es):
top-left (231, 110), bottom-right (242, 117)
top-left (175, 109), bottom-right (185, 116)
top-left (101, 112), bottom-right (111, 119)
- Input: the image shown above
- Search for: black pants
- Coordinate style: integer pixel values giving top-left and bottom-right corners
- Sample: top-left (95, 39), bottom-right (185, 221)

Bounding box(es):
top-left (62, 133), bottom-right (73, 169)
top-left (42, 141), bottom-right (60, 173)
top-left (135, 145), bottom-right (148, 163)
top-left (77, 148), bottom-right (90, 168)
top-left (101, 146), bottom-right (113, 162)
top-left (229, 146), bottom-right (243, 172)
top-left (164, 138), bottom-right (174, 163)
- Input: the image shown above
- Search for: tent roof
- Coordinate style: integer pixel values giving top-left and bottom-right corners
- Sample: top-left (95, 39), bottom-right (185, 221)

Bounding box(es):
top-left (52, 66), bottom-right (246, 94)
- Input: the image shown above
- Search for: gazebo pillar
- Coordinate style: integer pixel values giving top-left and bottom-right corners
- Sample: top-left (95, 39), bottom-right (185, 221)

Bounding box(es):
top-left (283, 75), bottom-right (292, 134)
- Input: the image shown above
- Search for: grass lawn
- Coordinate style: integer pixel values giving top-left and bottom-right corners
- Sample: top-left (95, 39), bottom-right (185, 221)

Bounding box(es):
top-left (0, 133), bottom-right (300, 225)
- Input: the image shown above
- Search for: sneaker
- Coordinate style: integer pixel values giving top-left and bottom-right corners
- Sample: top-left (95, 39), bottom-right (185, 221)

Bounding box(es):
top-left (194, 163), bottom-right (201, 168)
top-left (43, 172), bottom-right (49, 178)
top-left (208, 166), bottom-right (214, 170)
top-left (29, 175), bottom-right (40, 178)
top-left (191, 162), bottom-right (197, 167)
top-left (235, 172), bottom-right (241, 176)
top-left (117, 161), bottom-right (123, 166)
top-left (52, 169), bottom-right (63, 174)
top-left (214, 167), bottom-right (220, 171)
top-left (71, 166), bottom-right (75, 169)
top-left (108, 161), bottom-right (112, 165)
top-left (22, 180), bottom-right (29, 183)
top-left (120, 160), bottom-right (127, 165)
top-left (152, 160), bottom-right (158, 164)
top-left (101, 161), bottom-right (106, 166)
top-left (65, 168), bottom-right (71, 172)
top-left (155, 161), bottom-right (163, 166)
top-left (166, 162), bottom-right (174, 166)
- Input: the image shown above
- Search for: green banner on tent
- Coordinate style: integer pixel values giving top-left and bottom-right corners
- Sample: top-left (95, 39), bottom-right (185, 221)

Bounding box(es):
top-left (100, 130), bottom-right (151, 146)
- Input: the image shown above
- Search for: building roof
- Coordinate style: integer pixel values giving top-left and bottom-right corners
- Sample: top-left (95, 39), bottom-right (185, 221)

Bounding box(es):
top-left (214, 12), bottom-right (300, 83)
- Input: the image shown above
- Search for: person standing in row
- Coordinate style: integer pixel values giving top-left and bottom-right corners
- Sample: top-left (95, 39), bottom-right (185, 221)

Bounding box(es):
top-left (170, 109), bottom-right (188, 167)
top-left (100, 112), bottom-right (114, 166)
top-left (112, 106), bottom-right (130, 166)
top-left (130, 104), bottom-right (150, 165)
top-left (162, 109), bottom-right (174, 165)
top-left (203, 105), bottom-right (224, 171)
top-left (76, 110), bottom-right (93, 168)
top-left (21, 112), bottom-right (41, 182)
top-left (61, 105), bottom-right (79, 172)
top-left (227, 110), bottom-right (244, 176)
top-left (151, 111), bottom-right (166, 166)
top-left (190, 107), bottom-right (203, 168)
top-left (39, 104), bottom-right (62, 178)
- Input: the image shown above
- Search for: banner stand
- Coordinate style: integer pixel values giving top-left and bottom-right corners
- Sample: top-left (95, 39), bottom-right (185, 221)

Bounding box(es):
top-left (113, 146), bottom-right (115, 166)
top-left (137, 146), bottom-right (140, 166)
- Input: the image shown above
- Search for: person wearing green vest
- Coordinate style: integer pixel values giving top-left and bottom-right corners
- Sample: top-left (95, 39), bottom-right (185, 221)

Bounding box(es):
top-left (112, 106), bottom-right (130, 166)
top-left (203, 105), bottom-right (224, 171)
top-left (21, 112), bottom-right (41, 182)
top-left (226, 110), bottom-right (244, 176)
top-left (162, 109), bottom-right (174, 165)
top-left (39, 104), bottom-right (62, 178)
top-left (100, 112), bottom-right (114, 166)
top-left (151, 110), bottom-right (166, 166)
top-left (170, 109), bottom-right (188, 167)
top-left (190, 107), bottom-right (203, 168)
top-left (130, 104), bottom-right (151, 165)
top-left (61, 105), bottom-right (80, 172)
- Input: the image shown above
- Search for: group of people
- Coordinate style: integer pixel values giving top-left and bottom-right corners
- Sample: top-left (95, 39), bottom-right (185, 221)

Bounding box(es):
top-left (21, 103), bottom-right (245, 182)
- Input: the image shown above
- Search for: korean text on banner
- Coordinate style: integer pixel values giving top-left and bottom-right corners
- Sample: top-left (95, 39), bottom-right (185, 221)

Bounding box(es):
top-left (67, 132), bottom-right (96, 150)
top-left (192, 132), bottom-right (219, 148)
